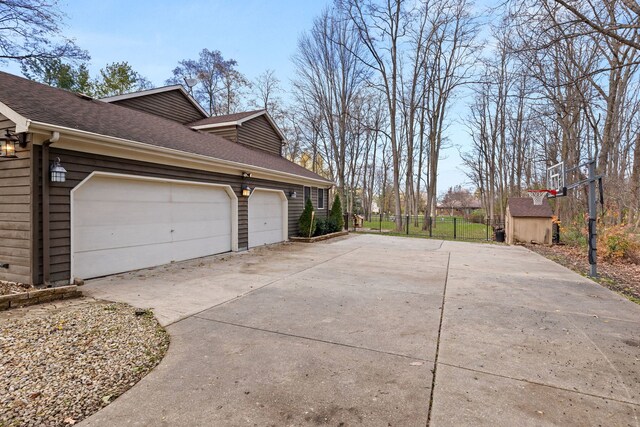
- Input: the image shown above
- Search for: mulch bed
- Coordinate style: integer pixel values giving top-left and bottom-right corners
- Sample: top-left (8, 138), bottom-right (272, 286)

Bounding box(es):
top-left (0, 299), bottom-right (169, 426)
top-left (526, 244), bottom-right (640, 303)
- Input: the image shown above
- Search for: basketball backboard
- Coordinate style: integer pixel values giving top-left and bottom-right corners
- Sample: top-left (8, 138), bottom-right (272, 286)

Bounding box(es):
top-left (547, 162), bottom-right (566, 197)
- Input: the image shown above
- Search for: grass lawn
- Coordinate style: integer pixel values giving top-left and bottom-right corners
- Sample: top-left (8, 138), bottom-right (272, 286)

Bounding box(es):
top-left (362, 216), bottom-right (491, 240)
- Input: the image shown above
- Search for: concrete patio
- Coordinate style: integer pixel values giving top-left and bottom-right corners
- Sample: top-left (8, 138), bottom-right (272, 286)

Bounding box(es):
top-left (80, 234), bottom-right (640, 426)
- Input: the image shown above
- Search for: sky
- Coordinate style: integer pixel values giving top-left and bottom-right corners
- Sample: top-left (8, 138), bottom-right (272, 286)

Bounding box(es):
top-left (2, 0), bottom-right (478, 194)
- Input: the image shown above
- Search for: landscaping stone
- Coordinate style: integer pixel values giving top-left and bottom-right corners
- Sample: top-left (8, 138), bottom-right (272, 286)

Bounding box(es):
top-left (0, 299), bottom-right (169, 427)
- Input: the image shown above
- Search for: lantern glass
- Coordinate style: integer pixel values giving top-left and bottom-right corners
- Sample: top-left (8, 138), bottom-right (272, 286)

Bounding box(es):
top-left (0, 131), bottom-right (18, 158)
top-left (50, 158), bottom-right (67, 183)
top-left (242, 185), bottom-right (251, 197)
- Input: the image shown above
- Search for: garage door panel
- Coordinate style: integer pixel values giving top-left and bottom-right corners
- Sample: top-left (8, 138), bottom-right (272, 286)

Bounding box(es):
top-left (74, 200), bottom-right (172, 227)
top-left (75, 224), bottom-right (172, 252)
top-left (170, 184), bottom-right (229, 203)
top-left (74, 242), bottom-right (175, 279)
top-left (72, 174), bottom-right (234, 280)
top-left (171, 236), bottom-right (231, 261)
top-left (76, 178), bottom-right (172, 202)
top-left (171, 219), bottom-right (231, 241)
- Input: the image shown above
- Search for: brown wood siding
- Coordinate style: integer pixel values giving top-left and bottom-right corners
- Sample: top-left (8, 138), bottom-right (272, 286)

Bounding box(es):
top-left (32, 147), bottom-right (306, 284)
top-left (0, 143), bottom-right (32, 284)
top-left (110, 91), bottom-right (206, 124)
top-left (200, 125), bottom-right (238, 143)
top-left (237, 115), bottom-right (282, 156)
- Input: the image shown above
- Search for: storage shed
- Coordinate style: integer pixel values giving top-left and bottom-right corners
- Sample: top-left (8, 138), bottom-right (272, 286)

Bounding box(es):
top-left (505, 197), bottom-right (553, 245)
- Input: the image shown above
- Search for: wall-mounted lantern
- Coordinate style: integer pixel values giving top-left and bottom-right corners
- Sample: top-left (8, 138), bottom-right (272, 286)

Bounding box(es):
top-left (241, 185), bottom-right (251, 197)
top-left (0, 130), bottom-right (20, 158)
top-left (289, 191), bottom-right (297, 199)
top-left (50, 157), bottom-right (67, 183)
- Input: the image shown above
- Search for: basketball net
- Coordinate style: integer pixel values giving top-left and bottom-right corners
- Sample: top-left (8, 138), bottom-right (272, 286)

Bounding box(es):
top-left (527, 190), bottom-right (548, 205)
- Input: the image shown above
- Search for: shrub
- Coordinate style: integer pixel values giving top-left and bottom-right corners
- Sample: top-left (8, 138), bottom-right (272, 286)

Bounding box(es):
top-left (326, 216), bottom-right (339, 233)
top-left (314, 217), bottom-right (327, 237)
top-left (598, 224), bottom-right (640, 262)
top-left (329, 194), bottom-right (344, 231)
top-left (299, 198), bottom-right (316, 237)
top-left (469, 209), bottom-right (486, 224)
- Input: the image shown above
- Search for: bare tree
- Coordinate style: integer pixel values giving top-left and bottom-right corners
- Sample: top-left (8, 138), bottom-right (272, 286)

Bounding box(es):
top-left (0, 0), bottom-right (88, 64)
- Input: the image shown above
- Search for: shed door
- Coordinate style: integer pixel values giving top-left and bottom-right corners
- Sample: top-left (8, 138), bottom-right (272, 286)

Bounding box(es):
top-left (72, 174), bottom-right (233, 279)
top-left (248, 189), bottom-right (287, 248)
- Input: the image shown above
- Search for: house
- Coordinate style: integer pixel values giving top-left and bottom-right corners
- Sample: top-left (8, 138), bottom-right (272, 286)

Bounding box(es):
top-left (505, 197), bottom-right (553, 245)
top-left (0, 72), bottom-right (332, 285)
top-left (436, 198), bottom-right (482, 217)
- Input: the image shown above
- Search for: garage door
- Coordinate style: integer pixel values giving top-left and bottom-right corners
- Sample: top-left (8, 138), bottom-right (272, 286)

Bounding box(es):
top-left (71, 173), bottom-right (236, 279)
top-left (248, 189), bottom-right (287, 248)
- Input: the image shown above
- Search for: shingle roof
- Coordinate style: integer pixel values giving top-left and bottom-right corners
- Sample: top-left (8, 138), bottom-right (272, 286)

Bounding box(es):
top-left (0, 72), bottom-right (330, 184)
top-left (507, 197), bottom-right (553, 218)
top-left (188, 110), bottom-right (264, 127)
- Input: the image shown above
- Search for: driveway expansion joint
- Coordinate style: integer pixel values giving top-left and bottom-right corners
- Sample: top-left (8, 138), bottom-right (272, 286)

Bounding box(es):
top-left (426, 251), bottom-right (451, 427)
top-left (192, 315), bottom-right (433, 363)
top-left (437, 361), bottom-right (640, 408)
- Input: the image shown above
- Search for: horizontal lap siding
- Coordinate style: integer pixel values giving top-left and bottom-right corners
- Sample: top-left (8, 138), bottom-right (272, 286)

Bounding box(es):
top-left (201, 125), bottom-right (238, 143)
top-left (34, 147), bottom-right (306, 284)
top-left (237, 116), bottom-right (282, 156)
top-left (0, 145), bottom-right (32, 284)
top-left (111, 91), bottom-right (205, 124)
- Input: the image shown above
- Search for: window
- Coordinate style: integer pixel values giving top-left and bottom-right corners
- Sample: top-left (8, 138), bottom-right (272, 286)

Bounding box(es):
top-left (304, 186), bottom-right (311, 204)
top-left (317, 188), bottom-right (325, 209)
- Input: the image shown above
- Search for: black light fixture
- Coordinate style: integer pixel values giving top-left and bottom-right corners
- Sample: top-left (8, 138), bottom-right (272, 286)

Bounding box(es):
top-left (242, 172), bottom-right (252, 178)
top-left (50, 157), bottom-right (67, 183)
top-left (0, 130), bottom-right (20, 158)
top-left (241, 184), bottom-right (251, 197)
top-left (289, 191), bottom-right (297, 199)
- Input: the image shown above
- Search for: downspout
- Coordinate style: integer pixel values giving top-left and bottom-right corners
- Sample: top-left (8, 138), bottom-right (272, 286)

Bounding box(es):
top-left (41, 131), bottom-right (60, 285)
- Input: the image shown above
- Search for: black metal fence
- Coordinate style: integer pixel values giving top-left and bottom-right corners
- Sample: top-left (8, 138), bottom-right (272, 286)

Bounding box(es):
top-left (353, 214), bottom-right (504, 242)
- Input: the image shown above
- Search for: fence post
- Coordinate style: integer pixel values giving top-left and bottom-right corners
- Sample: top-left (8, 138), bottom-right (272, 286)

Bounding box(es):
top-left (486, 218), bottom-right (489, 241)
top-left (453, 217), bottom-right (457, 240)
top-left (406, 215), bottom-right (409, 235)
top-left (379, 213), bottom-right (382, 233)
top-left (429, 216), bottom-right (432, 237)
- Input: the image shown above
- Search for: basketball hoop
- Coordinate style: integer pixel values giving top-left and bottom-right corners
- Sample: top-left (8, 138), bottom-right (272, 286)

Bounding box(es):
top-left (527, 189), bottom-right (556, 205)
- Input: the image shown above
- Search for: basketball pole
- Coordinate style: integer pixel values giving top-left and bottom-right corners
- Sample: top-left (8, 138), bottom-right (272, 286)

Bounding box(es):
top-left (587, 160), bottom-right (597, 278)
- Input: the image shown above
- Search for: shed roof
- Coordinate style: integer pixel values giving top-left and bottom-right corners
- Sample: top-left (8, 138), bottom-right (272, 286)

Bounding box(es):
top-left (0, 72), bottom-right (330, 185)
top-left (507, 197), bottom-right (553, 218)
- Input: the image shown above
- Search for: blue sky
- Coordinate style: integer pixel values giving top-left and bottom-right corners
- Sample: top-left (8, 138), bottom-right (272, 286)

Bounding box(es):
top-left (3, 0), bottom-right (480, 194)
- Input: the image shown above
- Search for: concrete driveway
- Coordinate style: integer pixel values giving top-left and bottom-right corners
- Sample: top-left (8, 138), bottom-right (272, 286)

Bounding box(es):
top-left (81, 234), bottom-right (640, 426)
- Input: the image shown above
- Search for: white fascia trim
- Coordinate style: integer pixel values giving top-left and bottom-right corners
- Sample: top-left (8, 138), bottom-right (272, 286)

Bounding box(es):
top-left (28, 121), bottom-right (333, 188)
top-left (70, 171), bottom-right (239, 283)
top-left (0, 101), bottom-right (31, 133)
top-left (192, 110), bottom-right (286, 143)
top-left (100, 85), bottom-right (209, 118)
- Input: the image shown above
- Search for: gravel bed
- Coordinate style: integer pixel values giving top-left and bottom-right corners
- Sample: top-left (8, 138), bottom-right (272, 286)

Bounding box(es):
top-left (0, 280), bottom-right (34, 296)
top-left (0, 299), bottom-right (169, 426)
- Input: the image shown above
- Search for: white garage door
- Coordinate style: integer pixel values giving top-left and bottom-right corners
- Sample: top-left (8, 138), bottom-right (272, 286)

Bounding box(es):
top-left (72, 173), bottom-right (236, 279)
top-left (248, 189), bottom-right (287, 248)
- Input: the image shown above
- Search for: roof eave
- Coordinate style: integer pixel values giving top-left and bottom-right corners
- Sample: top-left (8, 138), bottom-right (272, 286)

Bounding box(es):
top-left (28, 121), bottom-right (333, 187)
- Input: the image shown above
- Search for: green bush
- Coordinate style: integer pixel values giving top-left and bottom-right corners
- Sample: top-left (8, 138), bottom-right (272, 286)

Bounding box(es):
top-left (329, 194), bottom-right (344, 231)
top-left (299, 198), bottom-right (316, 237)
top-left (326, 216), bottom-right (339, 233)
top-left (314, 217), bottom-right (327, 237)
top-left (469, 209), bottom-right (486, 224)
